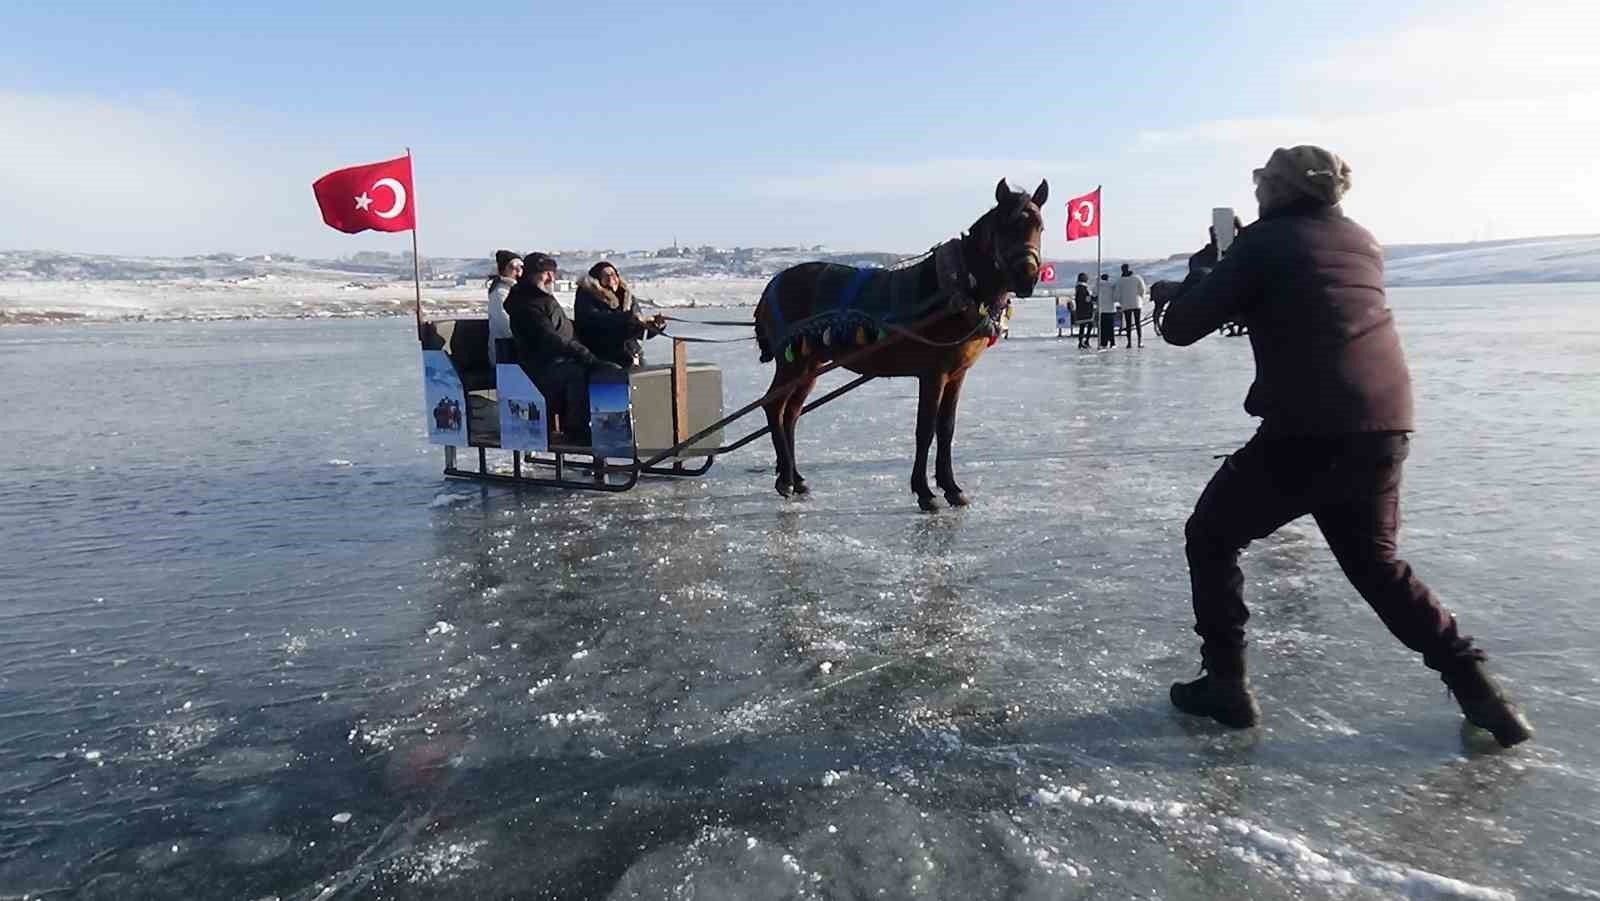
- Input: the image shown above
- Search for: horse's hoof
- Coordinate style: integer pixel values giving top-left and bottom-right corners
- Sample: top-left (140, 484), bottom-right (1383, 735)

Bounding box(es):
top-left (775, 479), bottom-right (793, 497)
top-left (916, 495), bottom-right (940, 513)
top-left (792, 477), bottom-right (810, 495)
top-left (944, 491), bottom-right (970, 507)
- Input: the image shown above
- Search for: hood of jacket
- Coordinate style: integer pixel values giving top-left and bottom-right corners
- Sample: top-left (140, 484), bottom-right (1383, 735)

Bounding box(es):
top-left (575, 275), bottom-right (633, 312)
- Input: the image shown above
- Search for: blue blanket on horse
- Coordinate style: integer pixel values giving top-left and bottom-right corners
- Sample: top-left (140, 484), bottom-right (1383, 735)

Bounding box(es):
top-left (760, 244), bottom-right (968, 362)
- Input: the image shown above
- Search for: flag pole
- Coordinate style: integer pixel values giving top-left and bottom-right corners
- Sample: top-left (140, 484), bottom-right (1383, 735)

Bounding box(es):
top-left (1095, 183), bottom-right (1102, 291)
top-left (407, 147), bottom-right (424, 342)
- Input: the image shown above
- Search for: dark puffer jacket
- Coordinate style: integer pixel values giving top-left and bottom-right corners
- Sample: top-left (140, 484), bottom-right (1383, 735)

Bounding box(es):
top-left (1162, 199), bottom-right (1414, 436)
top-left (504, 279), bottom-right (603, 371)
top-left (574, 275), bottom-right (647, 368)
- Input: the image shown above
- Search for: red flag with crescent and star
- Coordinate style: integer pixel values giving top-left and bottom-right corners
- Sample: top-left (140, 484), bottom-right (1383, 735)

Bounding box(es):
top-left (312, 155), bottom-right (416, 234)
top-left (1064, 187), bottom-right (1100, 242)
top-left (1039, 262), bottom-right (1057, 283)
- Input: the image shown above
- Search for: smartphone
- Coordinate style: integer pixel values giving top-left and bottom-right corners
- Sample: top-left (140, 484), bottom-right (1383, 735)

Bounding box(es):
top-left (1213, 207), bottom-right (1237, 258)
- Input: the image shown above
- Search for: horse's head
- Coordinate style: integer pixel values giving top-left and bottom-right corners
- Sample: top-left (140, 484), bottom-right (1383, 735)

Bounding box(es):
top-left (971, 179), bottom-right (1049, 299)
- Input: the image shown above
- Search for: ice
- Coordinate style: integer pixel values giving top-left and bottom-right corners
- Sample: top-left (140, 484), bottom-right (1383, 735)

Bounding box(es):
top-left (4, 287), bottom-right (1597, 898)
top-left (387, 839), bottom-right (487, 885)
top-left (221, 833), bottom-right (293, 867)
top-left (1034, 785), bottom-right (1516, 900)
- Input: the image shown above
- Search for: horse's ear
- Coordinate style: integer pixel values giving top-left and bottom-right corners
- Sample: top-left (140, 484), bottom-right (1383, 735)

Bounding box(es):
top-left (1032, 180), bottom-right (1049, 207)
top-left (995, 178), bottom-right (1011, 206)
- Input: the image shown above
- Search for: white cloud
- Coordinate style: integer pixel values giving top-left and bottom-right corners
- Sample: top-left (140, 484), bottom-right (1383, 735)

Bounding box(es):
top-left (1296, 3), bottom-right (1600, 105)
top-left (1123, 5), bottom-right (1600, 247)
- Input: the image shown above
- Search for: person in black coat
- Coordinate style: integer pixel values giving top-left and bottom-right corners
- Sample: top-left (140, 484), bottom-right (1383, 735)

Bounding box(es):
top-left (1073, 273), bottom-right (1094, 348)
top-left (574, 261), bottom-right (665, 368)
top-left (505, 253), bottom-right (625, 443)
top-left (1161, 145), bottom-right (1532, 747)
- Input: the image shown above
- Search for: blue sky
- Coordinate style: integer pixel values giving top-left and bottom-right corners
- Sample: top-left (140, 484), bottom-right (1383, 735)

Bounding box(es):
top-left (2, 1), bottom-right (1595, 260)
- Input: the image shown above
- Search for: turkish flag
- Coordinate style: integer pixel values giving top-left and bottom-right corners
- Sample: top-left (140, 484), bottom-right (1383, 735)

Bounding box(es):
top-left (312, 155), bottom-right (416, 234)
top-left (1064, 188), bottom-right (1100, 242)
top-left (1040, 263), bottom-right (1057, 283)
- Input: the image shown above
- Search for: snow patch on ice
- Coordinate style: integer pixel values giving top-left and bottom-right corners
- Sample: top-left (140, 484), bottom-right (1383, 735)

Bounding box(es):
top-left (541, 709), bottom-right (608, 727)
top-left (387, 838), bottom-right (487, 885)
top-left (1034, 784), bottom-right (1515, 900)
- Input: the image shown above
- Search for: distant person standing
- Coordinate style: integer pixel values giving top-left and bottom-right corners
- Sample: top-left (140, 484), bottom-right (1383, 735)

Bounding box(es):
top-left (1074, 273), bottom-right (1094, 348)
top-left (486, 250), bottom-right (521, 365)
top-left (1097, 272), bottom-right (1118, 349)
top-left (1056, 290), bottom-right (1074, 339)
top-left (1161, 145), bottom-right (1532, 747)
top-left (1115, 262), bottom-right (1148, 348)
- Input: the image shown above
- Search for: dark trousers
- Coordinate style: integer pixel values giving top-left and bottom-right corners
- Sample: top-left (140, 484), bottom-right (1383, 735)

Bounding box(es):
top-left (1076, 320), bottom-right (1093, 347)
top-left (1184, 432), bottom-right (1478, 673)
top-left (1121, 308), bottom-right (1142, 346)
top-left (1098, 313), bottom-right (1118, 348)
top-left (527, 359), bottom-right (592, 436)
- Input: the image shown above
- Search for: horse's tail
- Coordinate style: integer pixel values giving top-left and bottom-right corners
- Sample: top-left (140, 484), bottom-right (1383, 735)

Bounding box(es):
top-left (755, 316), bottom-right (772, 362)
top-left (754, 275), bottom-right (779, 363)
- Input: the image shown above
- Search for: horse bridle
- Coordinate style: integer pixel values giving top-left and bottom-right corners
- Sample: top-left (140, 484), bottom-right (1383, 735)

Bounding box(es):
top-left (972, 202), bottom-right (1042, 299)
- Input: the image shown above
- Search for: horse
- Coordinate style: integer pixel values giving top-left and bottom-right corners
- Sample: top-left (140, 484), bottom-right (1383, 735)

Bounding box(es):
top-left (753, 178), bottom-right (1048, 511)
top-left (1149, 279), bottom-right (1183, 335)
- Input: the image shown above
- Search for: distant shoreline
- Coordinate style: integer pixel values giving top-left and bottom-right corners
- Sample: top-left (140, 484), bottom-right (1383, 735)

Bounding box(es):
top-left (6, 280), bottom-right (1597, 329)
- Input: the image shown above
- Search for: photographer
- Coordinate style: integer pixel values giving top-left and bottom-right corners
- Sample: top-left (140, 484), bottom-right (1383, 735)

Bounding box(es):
top-left (1160, 146), bottom-right (1532, 747)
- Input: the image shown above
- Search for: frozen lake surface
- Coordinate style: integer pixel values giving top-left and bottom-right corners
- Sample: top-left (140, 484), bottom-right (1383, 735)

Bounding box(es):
top-left (1, 284), bottom-right (1596, 899)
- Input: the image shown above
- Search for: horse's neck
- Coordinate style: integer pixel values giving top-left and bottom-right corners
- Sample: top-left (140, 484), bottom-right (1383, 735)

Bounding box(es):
top-left (957, 233), bottom-right (1008, 305)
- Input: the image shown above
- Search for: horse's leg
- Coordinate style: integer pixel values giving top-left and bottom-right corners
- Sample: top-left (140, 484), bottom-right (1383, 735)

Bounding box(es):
top-left (935, 369), bottom-right (970, 506)
top-left (911, 373), bottom-right (947, 512)
top-left (764, 366), bottom-right (796, 497)
top-left (784, 371), bottom-right (818, 494)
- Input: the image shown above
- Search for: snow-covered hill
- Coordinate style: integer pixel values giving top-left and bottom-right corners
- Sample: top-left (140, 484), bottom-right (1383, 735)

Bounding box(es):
top-left (2, 235), bottom-right (1596, 324)
top-left (1042, 234), bottom-right (1600, 289)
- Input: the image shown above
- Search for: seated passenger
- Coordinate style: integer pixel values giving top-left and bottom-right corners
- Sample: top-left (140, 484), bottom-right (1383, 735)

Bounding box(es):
top-left (504, 252), bottom-right (625, 444)
top-left (575, 261), bottom-right (666, 368)
top-left (486, 250), bottom-right (521, 365)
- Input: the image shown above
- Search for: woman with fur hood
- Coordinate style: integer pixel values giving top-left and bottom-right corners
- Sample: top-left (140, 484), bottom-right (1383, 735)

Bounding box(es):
top-left (575, 261), bottom-right (665, 368)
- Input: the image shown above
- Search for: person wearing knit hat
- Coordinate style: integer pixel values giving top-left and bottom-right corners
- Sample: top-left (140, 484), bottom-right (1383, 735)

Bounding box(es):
top-left (485, 250), bottom-right (522, 365)
top-left (1158, 147), bottom-right (1533, 748)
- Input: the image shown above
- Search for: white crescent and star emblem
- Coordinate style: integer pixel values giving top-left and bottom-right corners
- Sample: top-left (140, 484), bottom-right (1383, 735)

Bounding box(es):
top-left (353, 179), bottom-right (407, 218)
top-left (1073, 200), bottom-right (1096, 227)
top-left (370, 178), bottom-right (407, 219)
